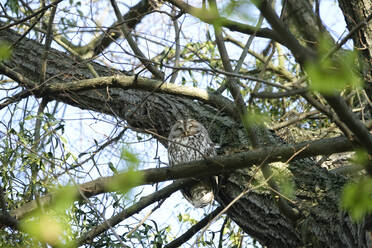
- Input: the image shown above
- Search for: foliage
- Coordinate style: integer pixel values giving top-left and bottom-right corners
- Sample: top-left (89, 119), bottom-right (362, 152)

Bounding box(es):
top-left (306, 37), bottom-right (362, 94)
top-left (342, 150), bottom-right (372, 221)
top-left (342, 177), bottom-right (372, 221)
top-left (0, 41), bottom-right (12, 61)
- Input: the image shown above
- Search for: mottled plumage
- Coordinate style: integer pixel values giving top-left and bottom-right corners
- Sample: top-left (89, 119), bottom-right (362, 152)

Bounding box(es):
top-left (168, 119), bottom-right (217, 208)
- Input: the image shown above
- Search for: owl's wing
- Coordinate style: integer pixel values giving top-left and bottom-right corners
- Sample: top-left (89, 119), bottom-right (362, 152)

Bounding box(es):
top-left (205, 143), bottom-right (219, 196)
top-left (181, 179), bottom-right (215, 208)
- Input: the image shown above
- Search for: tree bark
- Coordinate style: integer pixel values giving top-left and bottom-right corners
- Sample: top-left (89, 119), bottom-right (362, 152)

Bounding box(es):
top-left (337, 0), bottom-right (372, 117)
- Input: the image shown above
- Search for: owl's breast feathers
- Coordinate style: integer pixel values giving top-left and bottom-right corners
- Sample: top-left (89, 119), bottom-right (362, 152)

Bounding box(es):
top-left (168, 119), bottom-right (217, 208)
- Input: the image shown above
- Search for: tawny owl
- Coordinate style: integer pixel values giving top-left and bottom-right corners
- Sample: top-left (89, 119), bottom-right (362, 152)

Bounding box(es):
top-left (168, 119), bottom-right (217, 208)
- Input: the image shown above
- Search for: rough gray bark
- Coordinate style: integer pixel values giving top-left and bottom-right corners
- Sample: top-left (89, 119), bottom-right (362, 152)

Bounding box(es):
top-left (283, 0), bottom-right (330, 47)
top-left (337, 0), bottom-right (372, 116)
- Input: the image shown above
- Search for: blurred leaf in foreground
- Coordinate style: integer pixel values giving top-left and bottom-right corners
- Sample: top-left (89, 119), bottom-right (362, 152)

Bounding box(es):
top-left (342, 177), bottom-right (372, 221)
top-left (20, 186), bottom-right (78, 247)
top-left (306, 37), bottom-right (362, 94)
top-left (0, 41), bottom-right (12, 61)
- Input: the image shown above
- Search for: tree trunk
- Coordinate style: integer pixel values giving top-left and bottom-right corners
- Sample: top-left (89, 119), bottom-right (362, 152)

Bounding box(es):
top-left (337, 0), bottom-right (372, 117)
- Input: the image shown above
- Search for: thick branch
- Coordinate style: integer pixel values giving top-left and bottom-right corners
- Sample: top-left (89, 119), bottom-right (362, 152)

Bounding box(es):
top-left (165, 0), bottom-right (283, 43)
top-left (324, 94), bottom-right (372, 153)
top-left (11, 133), bottom-right (360, 220)
top-left (254, 0), bottom-right (316, 63)
top-left (254, 1), bottom-right (372, 152)
top-left (73, 0), bottom-right (161, 58)
top-left (42, 74), bottom-right (236, 119)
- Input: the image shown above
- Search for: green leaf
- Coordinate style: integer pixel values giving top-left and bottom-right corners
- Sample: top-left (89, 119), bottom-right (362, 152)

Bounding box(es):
top-left (279, 177), bottom-right (295, 199)
top-left (243, 107), bottom-right (269, 128)
top-left (121, 147), bottom-right (140, 166)
top-left (24, 115), bottom-right (35, 121)
top-left (20, 187), bottom-right (77, 247)
top-left (7, 0), bottom-right (19, 14)
top-left (59, 136), bottom-right (68, 144)
top-left (21, 214), bottom-right (63, 246)
top-left (108, 162), bottom-right (118, 174)
top-left (342, 178), bottom-right (372, 221)
top-left (306, 37), bottom-right (362, 94)
top-left (221, 0), bottom-right (254, 23)
top-left (351, 149), bottom-right (369, 166)
top-left (0, 41), bottom-right (12, 61)
top-left (51, 186), bottom-right (78, 213)
top-left (107, 168), bottom-right (143, 194)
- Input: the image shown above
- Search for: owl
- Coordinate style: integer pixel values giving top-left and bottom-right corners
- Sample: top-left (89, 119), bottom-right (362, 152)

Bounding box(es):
top-left (168, 119), bottom-right (217, 208)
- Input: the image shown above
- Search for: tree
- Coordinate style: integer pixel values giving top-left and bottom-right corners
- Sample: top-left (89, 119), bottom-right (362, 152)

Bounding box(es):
top-left (0, 0), bottom-right (371, 247)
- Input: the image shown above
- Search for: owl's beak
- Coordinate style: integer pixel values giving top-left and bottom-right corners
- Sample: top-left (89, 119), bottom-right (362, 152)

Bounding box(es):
top-left (183, 131), bottom-right (189, 137)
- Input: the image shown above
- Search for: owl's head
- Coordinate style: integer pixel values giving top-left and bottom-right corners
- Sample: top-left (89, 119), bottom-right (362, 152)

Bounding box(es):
top-left (168, 119), bottom-right (203, 139)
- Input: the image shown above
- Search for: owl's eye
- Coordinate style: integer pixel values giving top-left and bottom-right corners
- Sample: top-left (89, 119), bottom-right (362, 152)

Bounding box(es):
top-left (173, 127), bottom-right (183, 134)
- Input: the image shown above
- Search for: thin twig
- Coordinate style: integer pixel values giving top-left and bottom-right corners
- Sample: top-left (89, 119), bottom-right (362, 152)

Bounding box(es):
top-left (110, 0), bottom-right (164, 80)
top-left (53, 128), bottom-right (128, 178)
top-left (217, 217), bottom-right (229, 248)
top-left (248, 41), bottom-right (276, 105)
top-left (0, 0), bottom-right (63, 31)
top-left (0, 90), bottom-right (32, 110)
top-left (271, 110), bottom-right (319, 130)
top-left (10, 11), bottom-right (45, 49)
top-left (165, 0), bottom-right (282, 42)
top-left (215, 14), bottom-right (264, 94)
top-left (195, 157), bottom-right (270, 245)
top-left (325, 12), bottom-right (372, 59)
top-left (164, 206), bottom-right (223, 248)
top-left (126, 200), bottom-right (165, 237)
top-left (75, 179), bottom-right (195, 246)
top-left (39, 1), bottom-right (58, 83)
top-left (251, 88), bottom-right (307, 99)
top-left (169, 7), bottom-right (182, 83)
top-left (324, 94), bottom-right (372, 154)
